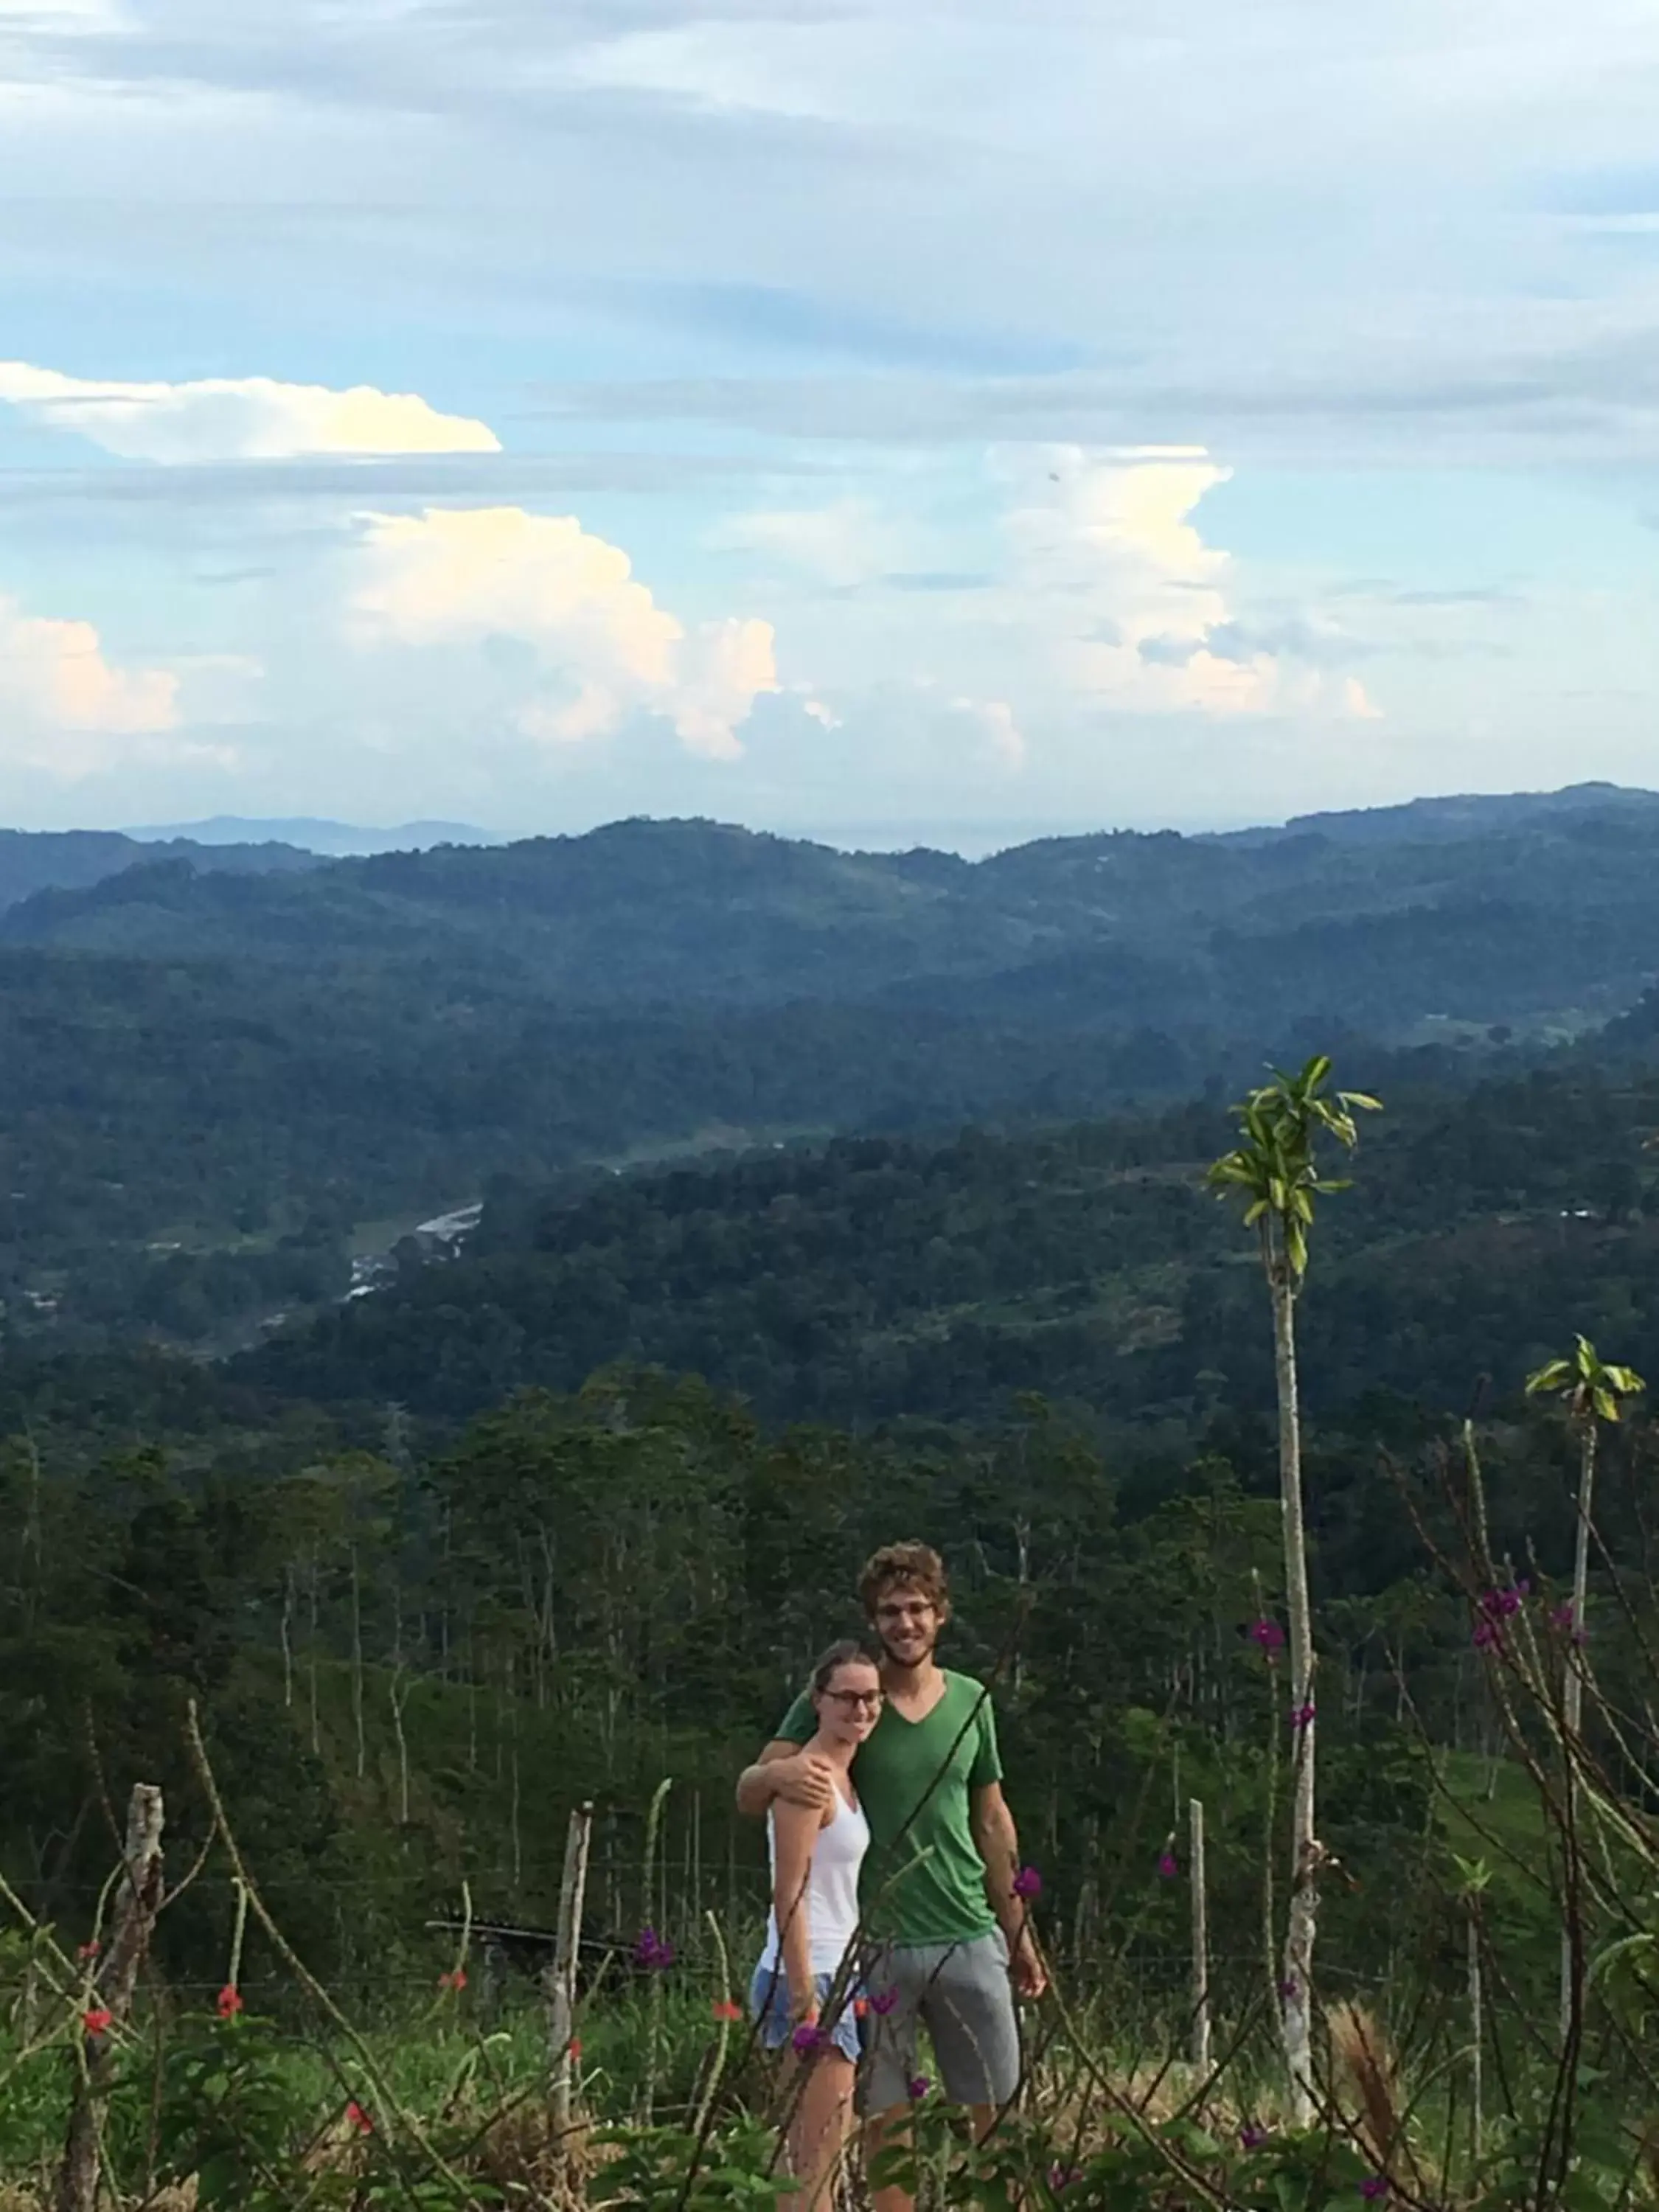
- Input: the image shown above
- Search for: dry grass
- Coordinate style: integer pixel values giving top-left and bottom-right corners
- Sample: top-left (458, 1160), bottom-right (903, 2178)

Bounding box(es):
top-left (1325, 2000), bottom-right (1430, 2195)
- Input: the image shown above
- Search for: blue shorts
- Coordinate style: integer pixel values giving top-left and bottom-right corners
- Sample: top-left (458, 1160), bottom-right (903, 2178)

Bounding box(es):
top-left (748, 1961), bottom-right (863, 2063)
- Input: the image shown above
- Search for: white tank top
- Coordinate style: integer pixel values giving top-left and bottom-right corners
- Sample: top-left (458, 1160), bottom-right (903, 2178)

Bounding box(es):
top-left (759, 1787), bottom-right (869, 1975)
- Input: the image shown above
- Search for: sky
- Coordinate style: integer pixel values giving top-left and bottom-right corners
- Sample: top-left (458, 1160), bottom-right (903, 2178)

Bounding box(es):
top-left (4, 0), bottom-right (1659, 848)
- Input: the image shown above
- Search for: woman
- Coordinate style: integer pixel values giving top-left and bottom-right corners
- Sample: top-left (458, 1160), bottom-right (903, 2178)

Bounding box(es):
top-left (749, 1639), bottom-right (880, 2211)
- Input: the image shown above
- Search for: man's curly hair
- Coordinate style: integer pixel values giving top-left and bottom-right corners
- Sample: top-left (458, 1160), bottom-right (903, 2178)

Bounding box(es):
top-left (858, 1540), bottom-right (950, 1623)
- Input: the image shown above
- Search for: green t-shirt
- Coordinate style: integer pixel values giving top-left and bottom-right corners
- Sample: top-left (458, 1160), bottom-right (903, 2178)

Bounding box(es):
top-left (778, 1669), bottom-right (1003, 1947)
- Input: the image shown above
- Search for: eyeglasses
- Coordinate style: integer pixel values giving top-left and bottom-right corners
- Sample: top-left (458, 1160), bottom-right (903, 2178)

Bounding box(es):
top-left (822, 1689), bottom-right (883, 1710)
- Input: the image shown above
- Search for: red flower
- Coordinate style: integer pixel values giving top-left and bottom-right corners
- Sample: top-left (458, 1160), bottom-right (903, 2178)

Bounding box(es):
top-left (82, 2007), bottom-right (113, 2037)
top-left (216, 1984), bottom-right (244, 2020)
top-left (345, 2101), bottom-right (373, 2135)
top-left (711, 1998), bottom-right (742, 2023)
top-left (566, 2037), bottom-right (582, 2062)
top-left (438, 1967), bottom-right (467, 1992)
top-left (76, 1941), bottom-right (100, 1961)
top-left (853, 1997), bottom-right (871, 2020)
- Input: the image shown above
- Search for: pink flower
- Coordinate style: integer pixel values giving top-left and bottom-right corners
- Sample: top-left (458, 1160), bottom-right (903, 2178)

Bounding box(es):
top-left (907, 2073), bottom-right (930, 2101)
top-left (1012, 1865), bottom-right (1043, 1900)
top-left (344, 2100), bottom-right (373, 2135)
top-left (1158, 1852), bottom-right (1178, 1879)
top-left (1290, 1702), bottom-right (1316, 1731)
top-left (1250, 1618), bottom-right (1286, 1652)
top-left (82, 2006), bottom-right (112, 2038)
top-left (215, 1985), bottom-right (244, 2020)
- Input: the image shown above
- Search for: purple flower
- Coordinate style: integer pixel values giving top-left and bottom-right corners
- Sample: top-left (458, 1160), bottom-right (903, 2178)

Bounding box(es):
top-left (1360, 2180), bottom-right (1388, 2203)
top-left (1479, 1582), bottom-right (1528, 1621)
top-left (1277, 1976), bottom-right (1298, 2001)
top-left (1550, 1601), bottom-right (1574, 1631)
top-left (1012, 1865), bottom-right (1043, 1900)
top-left (1239, 2124), bottom-right (1269, 2152)
top-left (1251, 1618), bottom-right (1286, 1652)
top-left (1158, 1851), bottom-right (1178, 1879)
top-left (632, 1927), bottom-right (675, 1972)
top-left (1047, 2163), bottom-right (1083, 2192)
top-left (1290, 1702), bottom-right (1316, 1731)
top-left (907, 2073), bottom-right (930, 2102)
top-left (791, 2021), bottom-right (826, 2056)
top-left (1472, 1621), bottom-right (1498, 1650)
top-left (869, 1985), bottom-right (900, 2017)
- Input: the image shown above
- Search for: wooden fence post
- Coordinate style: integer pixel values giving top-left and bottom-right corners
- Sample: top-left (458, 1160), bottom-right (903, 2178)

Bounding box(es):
top-left (58, 1784), bottom-right (165, 2212)
top-left (1189, 1797), bottom-right (1211, 2077)
top-left (547, 1801), bottom-right (594, 2145)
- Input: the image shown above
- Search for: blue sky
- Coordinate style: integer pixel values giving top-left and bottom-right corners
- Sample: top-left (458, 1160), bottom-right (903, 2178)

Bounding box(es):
top-left (3, 0), bottom-right (1659, 846)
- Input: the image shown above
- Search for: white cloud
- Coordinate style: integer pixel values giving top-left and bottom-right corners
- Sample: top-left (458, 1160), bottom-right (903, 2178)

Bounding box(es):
top-left (1000, 445), bottom-right (1380, 720)
top-left (347, 505), bottom-right (778, 759)
top-left (0, 590), bottom-right (200, 778)
top-left (0, 361), bottom-right (501, 462)
top-left (952, 695), bottom-right (1026, 768)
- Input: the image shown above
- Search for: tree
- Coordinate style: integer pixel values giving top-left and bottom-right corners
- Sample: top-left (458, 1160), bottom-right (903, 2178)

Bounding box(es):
top-left (1207, 1054), bottom-right (1380, 2123)
top-left (1525, 1333), bottom-right (1646, 2037)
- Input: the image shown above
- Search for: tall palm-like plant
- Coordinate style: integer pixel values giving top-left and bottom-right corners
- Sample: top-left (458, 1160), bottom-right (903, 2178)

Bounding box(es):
top-left (1208, 1054), bottom-right (1380, 2123)
top-left (1525, 1334), bottom-right (1646, 2037)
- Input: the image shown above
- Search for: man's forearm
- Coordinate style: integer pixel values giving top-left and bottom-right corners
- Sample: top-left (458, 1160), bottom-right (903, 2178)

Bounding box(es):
top-left (735, 1761), bottom-right (779, 1819)
top-left (976, 1806), bottom-right (1023, 1934)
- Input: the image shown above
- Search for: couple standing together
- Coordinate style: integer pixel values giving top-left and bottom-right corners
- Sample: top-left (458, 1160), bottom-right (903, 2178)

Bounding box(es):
top-left (736, 1543), bottom-right (1046, 2211)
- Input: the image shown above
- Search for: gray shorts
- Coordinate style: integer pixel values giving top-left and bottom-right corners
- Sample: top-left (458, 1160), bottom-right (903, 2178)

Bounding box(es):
top-left (859, 1929), bottom-right (1021, 2114)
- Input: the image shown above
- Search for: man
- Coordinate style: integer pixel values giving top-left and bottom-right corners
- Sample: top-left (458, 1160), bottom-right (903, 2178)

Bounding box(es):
top-left (736, 1541), bottom-right (1046, 2212)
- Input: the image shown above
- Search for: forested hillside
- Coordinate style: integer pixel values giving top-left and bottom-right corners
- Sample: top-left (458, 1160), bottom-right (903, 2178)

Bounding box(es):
top-left (4, 787), bottom-right (1659, 1353)
top-left (0, 826), bottom-right (318, 911)
top-left (240, 1059), bottom-right (1659, 1430)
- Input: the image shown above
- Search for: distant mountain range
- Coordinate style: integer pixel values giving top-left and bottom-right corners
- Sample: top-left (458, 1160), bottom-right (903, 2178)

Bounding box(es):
top-left (5, 778), bottom-right (1659, 1352)
top-left (6, 785), bottom-right (1659, 1040)
top-left (0, 827), bottom-right (321, 914)
top-left (1214, 780), bottom-right (1659, 846)
top-left (125, 815), bottom-right (507, 858)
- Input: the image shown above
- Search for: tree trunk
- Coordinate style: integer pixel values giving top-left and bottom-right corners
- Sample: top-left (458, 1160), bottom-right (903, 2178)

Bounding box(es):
top-left (1560, 1422), bottom-right (1596, 2040)
top-left (351, 1548), bottom-right (366, 1781)
top-left (307, 1561), bottom-right (321, 1756)
top-left (548, 1802), bottom-right (594, 2153)
top-left (1469, 1907), bottom-right (1484, 2161)
top-left (1269, 1247), bottom-right (1318, 2126)
top-left (57, 1786), bottom-right (164, 2212)
top-left (1189, 1797), bottom-right (1211, 2076)
top-left (279, 1564), bottom-right (295, 1710)
top-left (390, 1666), bottom-right (412, 1827)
